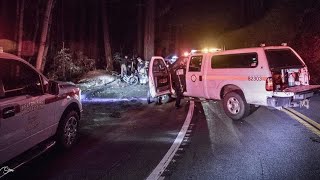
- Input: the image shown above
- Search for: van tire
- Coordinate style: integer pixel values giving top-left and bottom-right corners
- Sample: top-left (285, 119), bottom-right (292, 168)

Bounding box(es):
top-left (223, 91), bottom-right (250, 120)
top-left (56, 110), bottom-right (79, 149)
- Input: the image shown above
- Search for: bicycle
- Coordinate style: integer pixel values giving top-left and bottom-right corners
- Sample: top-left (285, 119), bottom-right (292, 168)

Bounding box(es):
top-left (111, 71), bottom-right (139, 85)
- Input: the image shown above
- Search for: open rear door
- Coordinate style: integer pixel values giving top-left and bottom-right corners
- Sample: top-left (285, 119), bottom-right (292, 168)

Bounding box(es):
top-left (148, 56), bottom-right (172, 98)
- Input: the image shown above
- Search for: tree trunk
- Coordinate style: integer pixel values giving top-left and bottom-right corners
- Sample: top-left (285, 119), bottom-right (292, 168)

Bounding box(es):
top-left (17, 0), bottom-right (24, 57)
top-left (32, 0), bottom-right (40, 50)
top-left (15, 0), bottom-right (20, 48)
top-left (41, 10), bottom-right (54, 72)
top-left (36, 0), bottom-right (54, 71)
top-left (144, 0), bottom-right (155, 61)
top-left (90, 0), bottom-right (99, 59)
top-left (101, 0), bottom-right (113, 71)
top-left (136, 0), bottom-right (143, 56)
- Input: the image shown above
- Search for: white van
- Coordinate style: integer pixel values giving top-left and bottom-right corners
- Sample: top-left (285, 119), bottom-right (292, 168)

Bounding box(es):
top-left (148, 45), bottom-right (320, 120)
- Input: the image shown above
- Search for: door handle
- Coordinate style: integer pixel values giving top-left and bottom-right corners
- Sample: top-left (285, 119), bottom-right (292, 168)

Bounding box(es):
top-left (199, 75), bottom-right (202, 81)
top-left (2, 106), bottom-right (15, 119)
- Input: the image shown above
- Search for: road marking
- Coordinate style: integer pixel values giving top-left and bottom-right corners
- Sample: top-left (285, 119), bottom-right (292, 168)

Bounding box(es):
top-left (147, 101), bottom-right (195, 180)
top-left (282, 108), bottom-right (320, 137)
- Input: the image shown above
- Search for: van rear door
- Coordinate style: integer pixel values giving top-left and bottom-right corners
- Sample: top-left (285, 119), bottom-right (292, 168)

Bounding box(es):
top-left (148, 56), bottom-right (172, 98)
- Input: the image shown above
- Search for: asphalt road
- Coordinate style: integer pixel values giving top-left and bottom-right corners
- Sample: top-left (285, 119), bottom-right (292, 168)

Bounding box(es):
top-left (4, 96), bottom-right (320, 180)
top-left (5, 100), bottom-right (189, 180)
top-left (168, 98), bottom-right (320, 180)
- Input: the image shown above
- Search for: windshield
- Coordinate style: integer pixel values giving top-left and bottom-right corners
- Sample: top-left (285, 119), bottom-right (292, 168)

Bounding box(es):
top-left (265, 49), bottom-right (304, 69)
top-left (170, 57), bottom-right (187, 70)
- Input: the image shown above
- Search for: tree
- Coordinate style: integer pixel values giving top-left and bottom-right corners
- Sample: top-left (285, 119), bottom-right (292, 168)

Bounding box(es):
top-left (144, 0), bottom-right (155, 61)
top-left (136, 0), bottom-right (143, 56)
top-left (17, 0), bottom-right (24, 57)
top-left (35, 0), bottom-right (54, 71)
top-left (101, 0), bottom-right (113, 71)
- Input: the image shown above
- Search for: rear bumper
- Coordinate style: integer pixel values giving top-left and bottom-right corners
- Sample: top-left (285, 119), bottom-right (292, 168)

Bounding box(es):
top-left (267, 92), bottom-right (314, 108)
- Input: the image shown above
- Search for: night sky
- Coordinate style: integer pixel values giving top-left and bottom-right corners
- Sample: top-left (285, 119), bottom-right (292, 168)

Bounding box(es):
top-left (0, 0), bottom-right (319, 59)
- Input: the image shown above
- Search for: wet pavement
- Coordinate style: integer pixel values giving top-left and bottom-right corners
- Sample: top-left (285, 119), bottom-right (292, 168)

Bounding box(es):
top-left (4, 95), bottom-right (320, 179)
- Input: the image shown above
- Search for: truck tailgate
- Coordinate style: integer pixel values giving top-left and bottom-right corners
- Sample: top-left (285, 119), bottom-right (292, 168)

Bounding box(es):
top-left (283, 85), bottom-right (320, 93)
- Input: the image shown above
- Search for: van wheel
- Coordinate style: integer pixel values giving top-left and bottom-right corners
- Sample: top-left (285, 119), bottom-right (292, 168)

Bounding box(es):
top-left (56, 110), bottom-right (79, 149)
top-left (160, 94), bottom-right (170, 104)
top-left (223, 91), bottom-right (249, 120)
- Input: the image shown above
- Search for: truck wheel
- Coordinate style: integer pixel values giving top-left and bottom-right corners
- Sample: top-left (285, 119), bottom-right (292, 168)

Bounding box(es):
top-left (56, 110), bottom-right (79, 149)
top-left (223, 91), bottom-right (249, 120)
top-left (160, 94), bottom-right (171, 104)
top-left (250, 104), bottom-right (260, 113)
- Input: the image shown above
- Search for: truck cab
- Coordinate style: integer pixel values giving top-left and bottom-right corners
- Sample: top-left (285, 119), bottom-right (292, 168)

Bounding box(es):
top-left (149, 45), bottom-right (320, 120)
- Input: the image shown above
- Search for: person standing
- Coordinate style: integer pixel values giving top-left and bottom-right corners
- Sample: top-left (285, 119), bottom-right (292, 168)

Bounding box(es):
top-left (171, 67), bottom-right (185, 108)
top-left (171, 57), bottom-right (187, 108)
top-left (137, 57), bottom-right (145, 74)
top-left (120, 55), bottom-right (128, 78)
top-left (137, 57), bottom-right (148, 84)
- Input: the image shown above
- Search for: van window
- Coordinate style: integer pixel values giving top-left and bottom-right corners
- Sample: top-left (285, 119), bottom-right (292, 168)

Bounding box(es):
top-left (265, 49), bottom-right (304, 69)
top-left (189, 56), bottom-right (202, 72)
top-left (211, 53), bottom-right (258, 69)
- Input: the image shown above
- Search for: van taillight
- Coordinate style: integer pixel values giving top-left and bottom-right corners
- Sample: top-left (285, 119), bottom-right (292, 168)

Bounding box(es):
top-left (266, 77), bottom-right (273, 91)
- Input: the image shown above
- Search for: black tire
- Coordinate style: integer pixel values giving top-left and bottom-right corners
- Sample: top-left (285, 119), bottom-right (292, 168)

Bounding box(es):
top-left (250, 104), bottom-right (260, 113)
top-left (222, 91), bottom-right (250, 120)
top-left (128, 76), bottom-right (139, 85)
top-left (56, 110), bottom-right (79, 149)
top-left (160, 94), bottom-right (171, 104)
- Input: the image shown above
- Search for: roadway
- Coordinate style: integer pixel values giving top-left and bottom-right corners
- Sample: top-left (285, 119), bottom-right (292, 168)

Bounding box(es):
top-left (4, 95), bottom-right (320, 180)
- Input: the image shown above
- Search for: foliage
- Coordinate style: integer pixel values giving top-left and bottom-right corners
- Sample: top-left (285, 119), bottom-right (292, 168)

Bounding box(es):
top-left (295, 35), bottom-right (320, 84)
top-left (47, 48), bottom-right (95, 81)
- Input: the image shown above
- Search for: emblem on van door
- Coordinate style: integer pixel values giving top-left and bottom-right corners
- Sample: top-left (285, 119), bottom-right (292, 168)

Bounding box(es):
top-left (191, 74), bottom-right (197, 82)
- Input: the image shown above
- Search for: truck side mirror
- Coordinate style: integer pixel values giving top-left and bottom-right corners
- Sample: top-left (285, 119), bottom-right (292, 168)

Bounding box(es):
top-left (48, 80), bottom-right (59, 95)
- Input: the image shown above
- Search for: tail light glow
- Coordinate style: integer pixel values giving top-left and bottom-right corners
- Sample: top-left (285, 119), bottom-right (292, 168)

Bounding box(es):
top-left (266, 77), bottom-right (273, 91)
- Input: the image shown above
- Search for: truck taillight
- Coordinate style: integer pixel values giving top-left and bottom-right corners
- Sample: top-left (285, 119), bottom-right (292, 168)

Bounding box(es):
top-left (266, 77), bottom-right (273, 91)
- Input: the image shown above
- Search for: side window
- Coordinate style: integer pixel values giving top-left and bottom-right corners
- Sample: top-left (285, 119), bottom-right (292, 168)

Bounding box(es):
top-left (211, 53), bottom-right (258, 69)
top-left (0, 59), bottom-right (42, 98)
top-left (189, 56), bottom-right (203, 72)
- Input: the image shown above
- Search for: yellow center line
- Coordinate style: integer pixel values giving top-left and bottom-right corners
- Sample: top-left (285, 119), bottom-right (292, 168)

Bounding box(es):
top-left (281, 108), bottom-right (320, 137)
top-left (286, 108), bottom-right (320, 130)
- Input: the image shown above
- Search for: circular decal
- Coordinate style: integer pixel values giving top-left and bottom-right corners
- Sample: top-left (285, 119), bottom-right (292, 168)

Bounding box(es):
top-left (191, 74), bottom-right (197, 82)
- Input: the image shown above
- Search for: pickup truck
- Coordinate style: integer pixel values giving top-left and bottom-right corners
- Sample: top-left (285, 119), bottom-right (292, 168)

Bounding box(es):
top-left (148, 45), bottom-right (320, 120)
top-left (0, 51), bottom-right (82, 177)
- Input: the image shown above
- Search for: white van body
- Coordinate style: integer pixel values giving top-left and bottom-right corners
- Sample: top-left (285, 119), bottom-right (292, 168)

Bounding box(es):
top-left (149, 46), bottom-right (320, 120)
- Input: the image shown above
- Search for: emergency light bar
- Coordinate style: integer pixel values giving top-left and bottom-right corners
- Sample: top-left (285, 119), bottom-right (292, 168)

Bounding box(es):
top-left (190, 48), bottom-right (222, 54)
top-left (260, 43), bottom-right (288, 47)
